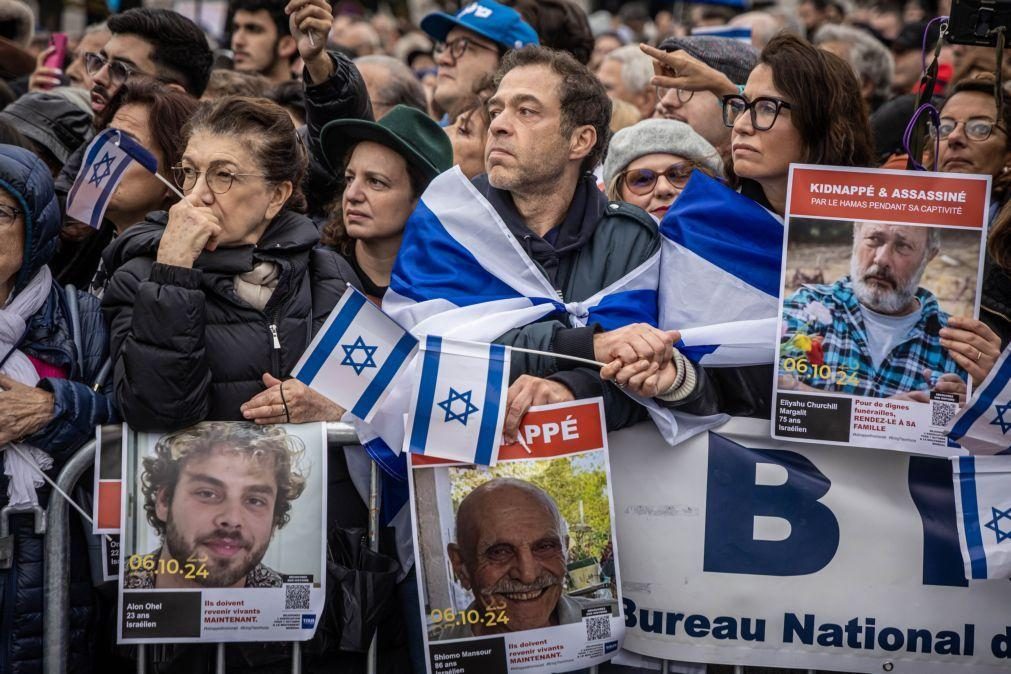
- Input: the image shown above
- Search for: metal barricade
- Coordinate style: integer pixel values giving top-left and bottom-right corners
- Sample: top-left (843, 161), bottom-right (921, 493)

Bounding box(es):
top-left (42, 423), bottom-right (374, 674)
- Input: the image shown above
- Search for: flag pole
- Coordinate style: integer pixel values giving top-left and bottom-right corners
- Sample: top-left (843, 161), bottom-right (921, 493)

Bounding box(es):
top-left (152, 172), bottom-right (186, 201)
top-left (507, 346), bottom-right (606, 369)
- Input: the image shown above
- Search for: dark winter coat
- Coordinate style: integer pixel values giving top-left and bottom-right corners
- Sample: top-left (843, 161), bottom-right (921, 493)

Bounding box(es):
top-left (101, 210), bottom-right (358, 432)
top-left (472, 173), bottom-right (661, 431)
top-left (0, 144), bottom-right (118, 674)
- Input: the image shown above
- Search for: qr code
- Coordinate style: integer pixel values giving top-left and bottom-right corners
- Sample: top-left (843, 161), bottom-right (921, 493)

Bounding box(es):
top-left (584, 615), bottom-right (611, 642)
top-left (285, 584), bottom-right (310, 610)
top-left (932, 401), bottom-right (957, 428)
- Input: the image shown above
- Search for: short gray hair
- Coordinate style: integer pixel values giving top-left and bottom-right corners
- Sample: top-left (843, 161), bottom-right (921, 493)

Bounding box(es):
top-left (354, 54), bottom-right (427, 115)
top-left (603, 44), bottom-right (655, 95)
top-left (813, 24), bottom-right (893, 109)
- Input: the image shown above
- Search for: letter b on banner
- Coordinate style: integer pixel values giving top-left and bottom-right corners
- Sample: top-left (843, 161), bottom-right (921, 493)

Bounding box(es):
top-left (704, 433), bottom-right (839, 575)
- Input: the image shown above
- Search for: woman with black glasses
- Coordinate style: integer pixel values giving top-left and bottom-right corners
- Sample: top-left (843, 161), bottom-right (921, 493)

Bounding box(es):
top-left (102, 96), bottom-right (352, 431)
top-left (722, 33), bottom-right (875, 216)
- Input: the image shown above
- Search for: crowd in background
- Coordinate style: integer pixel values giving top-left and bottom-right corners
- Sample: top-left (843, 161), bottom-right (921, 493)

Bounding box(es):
top-left (1, 0), bottom-right (1011, 671)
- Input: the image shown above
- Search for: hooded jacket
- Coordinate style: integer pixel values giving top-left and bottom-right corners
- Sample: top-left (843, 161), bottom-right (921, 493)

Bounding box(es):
top-left (472, 172), bottom-right (660, 431)
top-left (0, 144), bottom-right (118, 673)
top-left (101, 209), bottom-right (358, 431)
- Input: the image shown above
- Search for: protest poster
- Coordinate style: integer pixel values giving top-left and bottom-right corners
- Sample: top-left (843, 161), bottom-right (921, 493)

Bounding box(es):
top-left (117, 421), bottom-right (327, 644)
top-left (611, 417), bottom-right (1011, 673)
top-left (103, 535), bottom-right (121, 582)
top-left (93, 424), bottom-right (125, 534)
top-left (409, 399), bottom-right (624, 674)
top-left (773, 165), bottom-right (990, 455)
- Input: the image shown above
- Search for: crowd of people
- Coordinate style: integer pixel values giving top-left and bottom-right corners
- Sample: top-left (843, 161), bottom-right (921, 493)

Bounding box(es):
top-left (1, 0), bottom-right (1010, 671)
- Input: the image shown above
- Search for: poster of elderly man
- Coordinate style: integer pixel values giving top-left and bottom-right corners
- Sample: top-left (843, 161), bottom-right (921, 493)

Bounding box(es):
top-left (117, 421), bottom-right (327, 643)
top-left (409, 399), bottom-right (623, 674)
top-left (773, 165), bottom-right (996, 455)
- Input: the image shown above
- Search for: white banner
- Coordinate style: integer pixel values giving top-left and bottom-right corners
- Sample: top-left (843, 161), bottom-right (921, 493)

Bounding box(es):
top-left (611, 417), bottom-right (1011, 673)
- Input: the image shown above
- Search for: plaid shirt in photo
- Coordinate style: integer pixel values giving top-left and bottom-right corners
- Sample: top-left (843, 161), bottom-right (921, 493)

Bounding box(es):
top-left (781, 276), bottom-right (963, 398)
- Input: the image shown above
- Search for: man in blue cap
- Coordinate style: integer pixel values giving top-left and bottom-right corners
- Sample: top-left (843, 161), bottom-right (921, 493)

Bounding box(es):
top-left (421, 0), bottom-right (538, 118)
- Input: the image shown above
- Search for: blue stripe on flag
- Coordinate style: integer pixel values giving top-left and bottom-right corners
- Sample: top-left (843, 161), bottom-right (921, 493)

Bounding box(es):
top-left (364, 436), bottom-right (408, 482)
top-left (117, 130), bottom-right (159, 173)
top-left (587, 289), bottom-right (658, 331)
top-left (409, 335), bottom-right (443, 455)
top-left (677, 342), bottom-right (719, 362)
top-left (957, 456), bottom-right (989, 579)
top-left (295, 291), bottom-right (366, 385)
top-left (351, 331), bottom-right (417, 420)
top-left (948, 352), bottom-right (1011, 444)
top-left (90, 157), bottom-right (132, 229)
top-left (390, 200), bottom-right (528, 307)
top-left (660, 171), bottom-right (782, 297)
top-left (66, 131), bottom-right (112, 207)
top-left (474, 343), bottom-right (506, 465)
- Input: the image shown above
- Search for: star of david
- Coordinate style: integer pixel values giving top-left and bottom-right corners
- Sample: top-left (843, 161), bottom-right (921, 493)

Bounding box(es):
top-left (340, 336), bottom-right (378, 375)
top-left (88, 152), bottom-right (114, 187)
top-left (984, 505), bottom-right (1011, 544)
top-left (438, 387), bottom-right (479, 426)
top-left (990, 401), bottom-right (1011, 434)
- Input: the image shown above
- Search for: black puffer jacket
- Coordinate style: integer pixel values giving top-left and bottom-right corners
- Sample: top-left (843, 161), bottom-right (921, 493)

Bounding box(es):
top-left (0, 145), bottom-right (118, 674)
top-left (100, 209), bottom-right (358, 431)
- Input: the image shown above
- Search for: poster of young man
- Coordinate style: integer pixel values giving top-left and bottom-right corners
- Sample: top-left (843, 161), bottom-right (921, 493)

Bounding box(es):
top-left (409, 399), bottom-right (624, 674)
top-left (773, 165), bottom-right (990, 455)
top-left (93, 424), bottom-right (125, 533)
top-left (117, 421), bottom-right (327, 643)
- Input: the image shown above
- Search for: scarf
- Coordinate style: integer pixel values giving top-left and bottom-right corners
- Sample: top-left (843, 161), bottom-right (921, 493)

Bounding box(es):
top-left (0, 266), bottom-right (55, 506)
top-left (234, 261), bottom-right (280, 311)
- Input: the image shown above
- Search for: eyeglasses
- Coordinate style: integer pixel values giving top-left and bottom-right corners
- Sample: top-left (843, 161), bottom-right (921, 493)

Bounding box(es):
top-left (171, 165), bottom-right (266, 195)
top-left (621, 163), bottom-right (694, 195)
top-left (434, 37), bottom-right (498, 63)
top-left (722, 94), bottom-right (792, 131)
top-left (929, 117), bottom-right (1008, 141)
top-left (655, 85), bottom-right (694, 105)
top-left (0, 204), bottom-right (22, 227)
top-left (84, 52), bottom-right (135, 86)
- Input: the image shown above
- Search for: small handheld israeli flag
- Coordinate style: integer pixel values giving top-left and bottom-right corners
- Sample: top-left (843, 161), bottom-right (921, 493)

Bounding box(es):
top-left (952, 455), bottom-right (1011, 579)
top-left (659, 171), bottom-right (783, 366)
top-left (293, 286), bottom-right (418, 423)
top-left (66, 128), bottom-right (159, 229)
top-left (691, 25), bottom-right (753, 43)
top-left (947, 344), bottom-right (1011, 454)
top-left (405, 336), bottom-right (510, 465)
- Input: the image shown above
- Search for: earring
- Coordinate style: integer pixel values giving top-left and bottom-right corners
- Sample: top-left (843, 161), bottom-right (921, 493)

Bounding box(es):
top-left (1004, 166), bottom-right (1010, 174)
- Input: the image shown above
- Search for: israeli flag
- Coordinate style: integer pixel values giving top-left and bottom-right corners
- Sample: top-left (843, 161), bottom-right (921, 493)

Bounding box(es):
top-left (952, 455), bottom-right (1011, 579)
top-left (66, 128), bottom-right (158, 229)
top-left (406, 336), bottom-right (510, 465)
top-left (947, 344), bottom-right (1011, 455)
top-left (659, 171), bottom-right (783, 366)
top-left (293, 286), bottom-right (417, 423)
top-left (383, 167), bottom-right (659, 338)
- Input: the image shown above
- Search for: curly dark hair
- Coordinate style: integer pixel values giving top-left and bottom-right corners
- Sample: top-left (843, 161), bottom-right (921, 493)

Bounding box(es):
top-left (141, 422), bottom-right (307, 538)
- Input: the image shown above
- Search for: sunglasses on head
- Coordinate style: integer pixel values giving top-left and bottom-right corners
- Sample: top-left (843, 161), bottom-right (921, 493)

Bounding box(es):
top-left (621, 163), bottom-right (694, 195)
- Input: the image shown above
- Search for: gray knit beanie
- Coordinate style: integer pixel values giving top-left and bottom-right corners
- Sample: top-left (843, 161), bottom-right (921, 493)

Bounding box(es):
top-left (658, 35), bottom-right (758, 86)
top-left (602, 119), bottom-right (724, 186)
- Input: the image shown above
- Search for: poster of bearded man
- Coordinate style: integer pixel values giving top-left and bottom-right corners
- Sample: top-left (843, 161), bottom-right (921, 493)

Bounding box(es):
top-left (773, 164), bottom-right (990, 455)
top-left (117, 421), bottom-right (327, 643)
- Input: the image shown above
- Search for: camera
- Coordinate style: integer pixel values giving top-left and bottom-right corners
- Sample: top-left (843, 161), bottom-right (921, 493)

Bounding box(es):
top-left (947, 0), bottom-right (1011, 46)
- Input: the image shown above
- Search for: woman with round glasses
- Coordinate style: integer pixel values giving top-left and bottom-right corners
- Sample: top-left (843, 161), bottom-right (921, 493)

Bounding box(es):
top-left (946, 75), bottom-right (1011, 347)
top-left (102, 97), bottom-right (352, 431)
top-left (601, 118), bottom-right (723, 221)
top-left (933, 75), bottom-right (1011, 218)
top-left (722, 33), bottom-right (875, 216)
